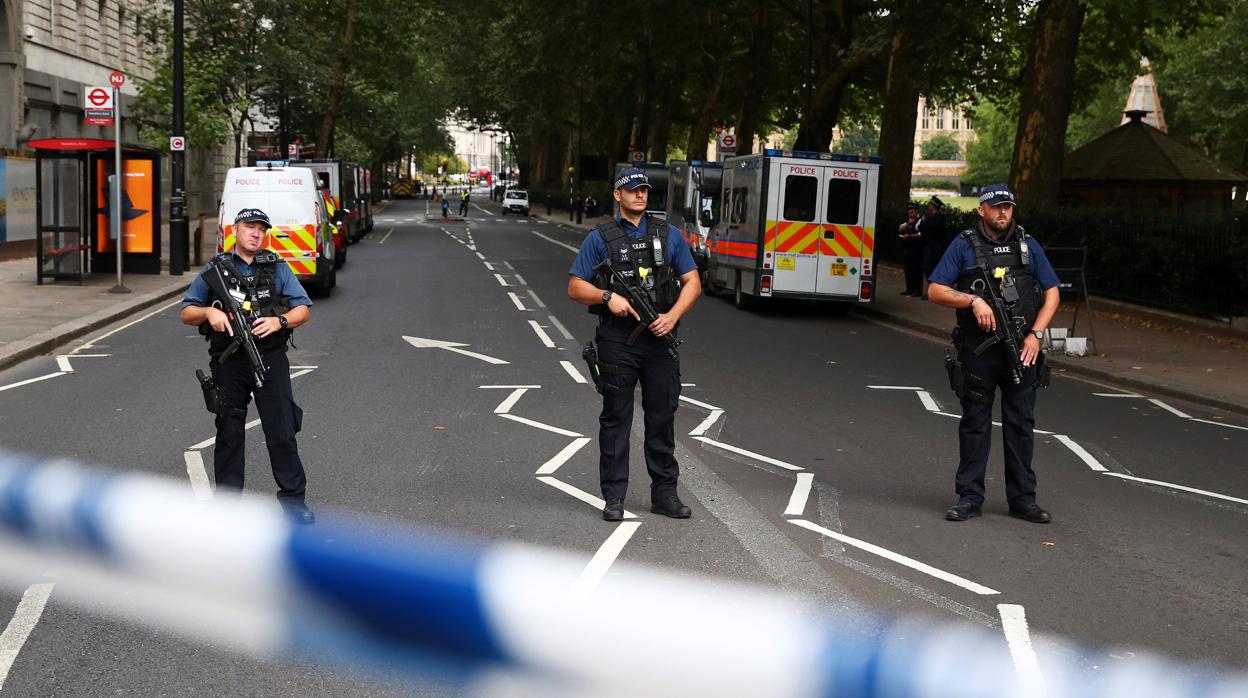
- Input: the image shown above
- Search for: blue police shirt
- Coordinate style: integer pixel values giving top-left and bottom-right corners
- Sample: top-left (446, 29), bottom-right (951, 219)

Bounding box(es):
top-left (181, 253), bottom-right (313, 309)
top-left (568, 216), bottom-right (698, 282)
top-left (929, 226), bottom-right (1061, 290)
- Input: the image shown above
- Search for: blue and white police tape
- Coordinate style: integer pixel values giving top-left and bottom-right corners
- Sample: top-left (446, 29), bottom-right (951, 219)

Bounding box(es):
top-left (1, 450), bottom-right (1245, 698)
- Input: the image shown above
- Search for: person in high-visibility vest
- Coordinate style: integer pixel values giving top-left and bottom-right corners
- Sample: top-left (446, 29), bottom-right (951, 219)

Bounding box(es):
top-left (459, 189), bottom-right (470, 217)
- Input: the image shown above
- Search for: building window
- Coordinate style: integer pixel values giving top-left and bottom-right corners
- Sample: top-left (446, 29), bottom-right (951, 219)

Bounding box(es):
top-left (921, 109), bottom-right (930, 130)
top-left (937, 107), bottom-right (946, 130)
top-left (952, 110), bottom-right (960, 130)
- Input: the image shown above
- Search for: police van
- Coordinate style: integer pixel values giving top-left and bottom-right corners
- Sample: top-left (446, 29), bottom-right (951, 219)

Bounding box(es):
top-left (706, 149), bottom-right (881, 308)
top-left (666, 160), bottom-right (723, 272)
top-left (218, 165), bottom-right (337, 297)
top-left (288, 159), bottom-right (367, 243)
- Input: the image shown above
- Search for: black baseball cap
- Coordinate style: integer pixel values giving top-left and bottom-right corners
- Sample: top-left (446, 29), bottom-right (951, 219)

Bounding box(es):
top-left (613, 168), bottom-right (651, 191)
top-left (234, 208), bottom-right (271, 229)
top-left (978, 185), bottom-right (1015, 207)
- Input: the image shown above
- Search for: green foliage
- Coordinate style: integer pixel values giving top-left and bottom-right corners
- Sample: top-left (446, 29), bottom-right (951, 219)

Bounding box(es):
top-left (834, 121), bottom-right (880, 156)
top-left (1065, 80), bottom-right (1130, 151)
top-left (920, 133), bottom-right (961, 160)
top-left (962, 101), bottom-right (1014, 186)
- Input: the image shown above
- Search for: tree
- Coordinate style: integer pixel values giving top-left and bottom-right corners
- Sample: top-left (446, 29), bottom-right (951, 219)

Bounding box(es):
top-left (791, 0), bottom-right (884, 152)
top-left (834, 121), bottom-right (879, 155)
top-left (920, 133), bottom-right (961, 160)
top-left (962, 101), bottom-right (1015, 186)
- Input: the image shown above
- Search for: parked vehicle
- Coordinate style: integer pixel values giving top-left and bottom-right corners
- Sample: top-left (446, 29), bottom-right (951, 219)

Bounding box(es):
top-left (218, 165), bottom-right (336, 297)
top-left (502, 189), bottom-right (530, 215)
top-left (666, 160), bottom-right (723, 272)
top-left (288, 159), bottom-right (366, 242)
top-left (704, 149), bottom-right (881, 308)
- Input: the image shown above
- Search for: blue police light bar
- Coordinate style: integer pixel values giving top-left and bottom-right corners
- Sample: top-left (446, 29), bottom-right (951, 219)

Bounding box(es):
top-left (688, 160), bottom-right (724, 168)
top-left (255, 160), bottom-right (288, 168)
top-left (763, 149), bottom-right (884, 165)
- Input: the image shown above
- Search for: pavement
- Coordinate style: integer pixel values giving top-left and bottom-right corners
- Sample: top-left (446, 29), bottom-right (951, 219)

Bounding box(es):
top-left (4, 201), bottom-right (1247, 416)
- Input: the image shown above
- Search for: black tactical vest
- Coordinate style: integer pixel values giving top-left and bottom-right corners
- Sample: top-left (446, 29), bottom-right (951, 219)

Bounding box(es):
top-left (205, 252), bottom-right (291, 358)
top-left (589, 214), bottom-right (680, 317)
top-left (955, 224), bottom-right (1042, 334)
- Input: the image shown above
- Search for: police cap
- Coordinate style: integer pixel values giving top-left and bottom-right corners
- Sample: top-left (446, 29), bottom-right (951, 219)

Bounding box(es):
top-left (233, 208), bottom-right (272, 229)
top-left (613, 168), bottom-right (652, 191)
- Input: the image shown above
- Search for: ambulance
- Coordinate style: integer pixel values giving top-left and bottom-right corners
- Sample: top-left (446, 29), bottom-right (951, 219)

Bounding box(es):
top-left (287, 159), bottom-right (365, 243)
top-left (666, 160), bottom-right (723, 271)
top-left (218, 165), bottom-right (337, 297)
top-left (705, 149), bottom-right (881, 308)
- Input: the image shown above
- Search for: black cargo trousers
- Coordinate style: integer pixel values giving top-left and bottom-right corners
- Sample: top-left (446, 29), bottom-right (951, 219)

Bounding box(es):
top-left (211, 349), bottom-right (307, 499)
top-left (595, 320), bottom-right (681, 502)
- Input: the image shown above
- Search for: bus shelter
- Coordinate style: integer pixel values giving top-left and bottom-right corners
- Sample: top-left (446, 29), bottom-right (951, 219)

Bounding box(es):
top-left (30, 138), bottom-right (161, 284)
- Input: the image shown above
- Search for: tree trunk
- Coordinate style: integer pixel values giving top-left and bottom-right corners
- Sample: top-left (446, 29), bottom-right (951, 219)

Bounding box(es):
top-left (735, 0), bottom-right (772, 154)
top-left (316, 0), bottom-right (355, 158)
top-left (1009, 0), bottom-right (1084, 209)
top-left (686, 51), bottom-right (724, 160)
top-left (793, 0), bottom-right (877, 152)
top-left (876, 31), bottom-right (921, 225)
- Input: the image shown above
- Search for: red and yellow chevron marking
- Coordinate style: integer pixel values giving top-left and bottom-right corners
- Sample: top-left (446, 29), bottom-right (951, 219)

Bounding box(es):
top-left (219, 224), bottom-right (318, 276)
top-left (820, 224), bottom-right (862, 257)
top-left (766, 220), bottom-right (822, 254)
top-left (709, 240), bottom-right (758, 259)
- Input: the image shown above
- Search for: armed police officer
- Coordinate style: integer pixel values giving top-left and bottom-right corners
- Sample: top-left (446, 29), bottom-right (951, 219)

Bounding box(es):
top-left (569, 168), bottom-right (702, 522)
top-left (180, 208), bottom-right (316, 524)
top-left (927, 185), bottom-right (1060, 524)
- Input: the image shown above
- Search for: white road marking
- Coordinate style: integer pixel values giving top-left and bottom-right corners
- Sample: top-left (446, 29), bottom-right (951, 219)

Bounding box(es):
top-left (183, 450), bottom-right (212, 500)
top-left (500, 414), bottom-right (582, 438)
top-left (0, 582), bottom-right (55, 691)
top-left (484, 262), bottom-right (495, 271)
top-left (560, 361), bottom-right (587, 384)
top-left (493, 273), bottom-right (510, 287)
top-left (402, 336), bottom-right (510, 365)
top-left (503, 261), bottom-right (514, 270)
top-left (1189, 418), bottom-right (1248, 432)
top-left (547, 314), bottom-right (574, 341)
top-left (507, 292), bottom-right (528, 311)
top-left (0, 372), bottom-right (66, 393)
top-left (535, 437), bottom-right (592, 476)
top-left (916, 390), bottom-right (941, 413)
top-left (783, 473), bottom-right (815, 516)
top-left (55, 356), bottom-right (74, 373)
top-left (531, 230), bottom-right (579, 254)
top-left (1148, 398), bottom-right (1193, 419)
top-left (480, 385), bottom-right (541, 389)
top-left (692, 436), bottom-right (804, 471)
top-left (571, 521), bottom-right (643, 596)
top-left (679, 395), bottom-right (723, 411)
top-left (527, 320), bottom-right (556, 348)
top-left (288, 368), bottom-right (316, 380)
top-left (1053, 434), bottom-right (1108, 472)
top-left (74, 298), bottom-right (181, 353)
top-left (526, 290), bottom-right (547, 308)
top-left (475, 252), bottom-right (486, 260)
top-left (688, 409), bottom-right (724, 437)
top-left (513, 273), bottom-right (527, 285)
top-left (378, 228), bottom-right (394, 244)
top-left (536, 476), bottom-right (636, 519)
top-left (1102, 472), bottom-right (1248, 506)
top-left (1093, 392), bottom-right (1144, 397)
top-left (681, 383), bottom-right (696, 387)
top-left (867, 385), bottom-right (925, 390)
top-left (997, 604), bottom-right (1047, 696)
top-left (791, 519), bottom-right (1000, 596)
top-left (494, 388), bottom-right (529, 415)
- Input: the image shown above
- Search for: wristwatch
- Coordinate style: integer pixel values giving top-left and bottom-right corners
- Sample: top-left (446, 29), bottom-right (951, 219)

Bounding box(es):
top-left (1030, 329), bottom-right (1044, 340)
top-left (601, 290), bottom-right (613, 304)
top-left (279, 315), bottom-right (289, 329)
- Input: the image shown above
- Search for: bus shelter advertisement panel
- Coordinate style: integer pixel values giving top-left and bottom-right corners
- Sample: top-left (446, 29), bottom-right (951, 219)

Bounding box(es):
top-left (0, 156), bottom-right (37, 243)
top-left (95, 159), bottom-right (155, 253)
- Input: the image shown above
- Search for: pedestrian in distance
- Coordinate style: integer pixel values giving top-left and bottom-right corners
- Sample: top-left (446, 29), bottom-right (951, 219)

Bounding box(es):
top-left (927, 185), bottom-right (1061, 525)
top-left (568, 168), bottom-right (702, 522)
top-left (917, 196), bottom-right (947, 299)
top-left (898, 202), bottom-right (923, 296)
top-left (441, 196), bottom-right (450, 219)
top-left (179, 208), bottom-right (316, 524)
top-left (585, 193), bottom-right (599, 219)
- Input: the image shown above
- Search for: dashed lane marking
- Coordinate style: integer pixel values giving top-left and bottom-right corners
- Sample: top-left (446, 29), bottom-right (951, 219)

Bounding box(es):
top-left (508, 292), bottom-right (529, 311)
top-left (527, 320), bottom-right (556, 348)
top-left (560, 361), bottom-right (587, 384)
top-left (547, 314), bottom-right (573, 341)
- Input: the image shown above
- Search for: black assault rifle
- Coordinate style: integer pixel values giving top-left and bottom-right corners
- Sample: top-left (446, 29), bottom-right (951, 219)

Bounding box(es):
top-left (593, 260), bottom-right (681, 360)
top-left (201, 259), bottom-right (270, 388)
top-left (970, 266), bottom-right (1025, 386)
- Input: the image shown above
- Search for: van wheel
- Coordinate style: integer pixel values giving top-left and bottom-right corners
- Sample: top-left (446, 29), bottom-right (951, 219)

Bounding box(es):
top-left (734, 275), bottom-right (752, 310)
top-left (329, 267), bottom-right (337, 288)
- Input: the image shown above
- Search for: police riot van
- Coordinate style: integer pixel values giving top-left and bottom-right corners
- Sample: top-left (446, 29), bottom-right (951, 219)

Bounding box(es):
top-left (288, 158), bottom-right (365, 242)
top-left (667, 160), bottom-right (723, 272)
top-left (706, 149), bottom-right (881, 308)
top-left (218, 165), bottom-right (336, 297)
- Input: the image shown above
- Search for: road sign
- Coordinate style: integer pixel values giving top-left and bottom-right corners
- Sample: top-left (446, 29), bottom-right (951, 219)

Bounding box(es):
top-left (109, 71), bottom-right (126, 87)
top-left (170, 136), bottom-right (186, 151)
top-left (287, 143), bottom-right (298, 158)
top-left (629, 150), bottom-right (645, 163)
top-left (84, 86), bottom-right (114, 126)
top-left (718, 133), bottom-right (737, 153)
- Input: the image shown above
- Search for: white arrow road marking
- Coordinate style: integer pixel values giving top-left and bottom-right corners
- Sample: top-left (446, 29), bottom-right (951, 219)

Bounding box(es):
top-left (0, 372), bottom-right (66, 393)
top-left (494, 389), bottom-right (529, 414)
top-left (571, 522), bottom-right (643, 597)
top-left (402, 336), bottom-right (510, 365)
top-left (784, 473), bottom-right (815, 516)
top-left (692, 436), bottom-right (804, 472)
top-left (535, 438), bottom-right (591, 476)
top-left (536, 476), bottom-right (637, 519)
top-left (1147, 398), bottom-right (1192, 419)
top-left (998, 604), bottom-right (1047, 697)
top-left (790, 519), bottom-right (1000, 596)
top-left (1053, 434), bottom-right (1108, 472)
top-left (0, 583), bottom-right (55, 691)
top-left (53, 354), bottom-right (110, 374)
top-left (688, 409), bottom-right (724, 437)
top-left (499, 414), bottom-right (582, 438)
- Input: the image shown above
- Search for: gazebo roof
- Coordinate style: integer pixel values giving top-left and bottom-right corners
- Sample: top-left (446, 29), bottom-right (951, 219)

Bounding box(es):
top-left (1062, 112), bottom-right (1245, 184)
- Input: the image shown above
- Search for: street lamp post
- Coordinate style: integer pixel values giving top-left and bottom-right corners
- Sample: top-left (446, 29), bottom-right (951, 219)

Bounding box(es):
top-left (169, 0), bottom-right (187, 275)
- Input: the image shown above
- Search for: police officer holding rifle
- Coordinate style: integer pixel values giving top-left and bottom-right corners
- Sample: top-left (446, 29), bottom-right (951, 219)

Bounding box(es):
top-left (180, 209), bottom-right (316, 524)
top-left (569, 168), bottom-right (701, 522)
top-left (927, 185), bottom-right (1060, 524)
